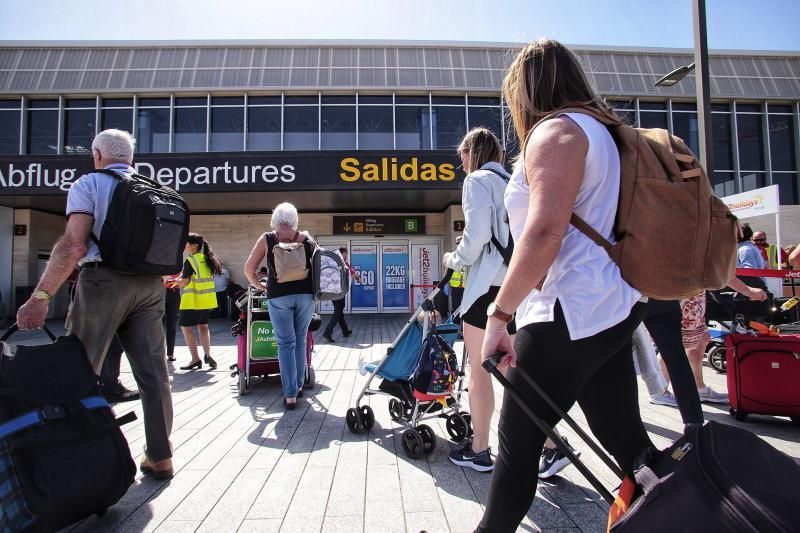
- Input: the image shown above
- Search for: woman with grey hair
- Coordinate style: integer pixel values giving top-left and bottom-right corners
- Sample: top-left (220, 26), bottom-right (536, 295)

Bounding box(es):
top-left (243, 202), bottom-right (315, 410)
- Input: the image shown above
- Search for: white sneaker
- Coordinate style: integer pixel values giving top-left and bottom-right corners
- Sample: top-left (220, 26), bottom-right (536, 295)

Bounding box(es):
top-left (698, 386), bottom-right (728, 404)
top-left (650, 390), bottom-right (678, 407)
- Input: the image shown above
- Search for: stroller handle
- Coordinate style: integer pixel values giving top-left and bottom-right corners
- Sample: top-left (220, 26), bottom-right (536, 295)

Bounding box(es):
top-left (435, 268), bottom-right (454, 291)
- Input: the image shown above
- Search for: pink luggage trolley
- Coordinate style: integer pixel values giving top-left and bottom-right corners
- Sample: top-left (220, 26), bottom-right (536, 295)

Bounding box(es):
top-left (231, 287), bottom-right (318, 396)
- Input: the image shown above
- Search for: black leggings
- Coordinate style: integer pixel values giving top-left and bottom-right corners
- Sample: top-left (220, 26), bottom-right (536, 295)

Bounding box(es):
top-left (643, 299), bottom-right (704, 425)
top-left (477, 302), bottom-right (653, 533)
top-left (163, 289), bottom-right (180, 357)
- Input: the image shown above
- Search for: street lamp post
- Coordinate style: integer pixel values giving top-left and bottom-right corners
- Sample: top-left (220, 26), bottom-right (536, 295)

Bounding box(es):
top-left (692, 0), bottom-right (714, 174)
top-left (654, 0), bottom-right (713, 174)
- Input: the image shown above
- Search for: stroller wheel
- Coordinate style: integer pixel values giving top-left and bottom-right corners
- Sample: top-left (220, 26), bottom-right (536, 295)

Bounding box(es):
top-left (460, 412), bottom-right (474, 438)
top-left (401, 428), bottom-right (425, 459)
top-left (346, 407), bottom-right (363, 433)
top-left (446, 412), bottom-right (470, 442)
top-left (359, 405), bottom-right (375, 430)
top-left (417, 424), bottom-right (437, 454)
top-left (708, 346), bottom-right (727, 373)
top-left (388, 399), bottom-right (404, 422)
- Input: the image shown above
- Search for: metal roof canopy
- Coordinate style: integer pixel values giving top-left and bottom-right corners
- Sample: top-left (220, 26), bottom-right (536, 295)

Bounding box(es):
top-left (0, 41), bottom-right (798, 99)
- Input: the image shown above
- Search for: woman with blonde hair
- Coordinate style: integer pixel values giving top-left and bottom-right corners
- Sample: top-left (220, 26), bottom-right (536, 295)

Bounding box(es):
top-left (477, 39), bottom-right (654, 532)
top-left (443, 126), bottom-right (515, 472)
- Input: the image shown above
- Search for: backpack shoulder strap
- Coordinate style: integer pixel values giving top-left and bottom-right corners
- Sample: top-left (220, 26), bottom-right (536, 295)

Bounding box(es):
top-left (570, 213), bottom-right (613, 252)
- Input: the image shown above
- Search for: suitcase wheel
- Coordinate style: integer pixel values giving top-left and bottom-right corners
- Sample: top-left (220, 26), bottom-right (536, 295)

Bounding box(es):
top-left (238, 374), bottom-right (250, 396)
top-left (730, 407), bottom-right (748, 421)
top-left (304, 366), bottom-right (316, 389)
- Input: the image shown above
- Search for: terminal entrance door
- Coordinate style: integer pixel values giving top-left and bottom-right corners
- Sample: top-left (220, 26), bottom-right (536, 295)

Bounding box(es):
top-left (317, 237), bottom-right (441, 314)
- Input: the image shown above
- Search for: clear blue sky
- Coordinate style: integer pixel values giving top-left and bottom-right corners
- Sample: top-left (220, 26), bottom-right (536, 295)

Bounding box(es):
top-left (1, 0), bottom-right (798, 51)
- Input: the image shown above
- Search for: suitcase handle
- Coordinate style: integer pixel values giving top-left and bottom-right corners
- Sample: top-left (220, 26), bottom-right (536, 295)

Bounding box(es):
top-left (0, 323), bottom-right (57, 343)
top-left (483, 352), bottom-right (622, 505)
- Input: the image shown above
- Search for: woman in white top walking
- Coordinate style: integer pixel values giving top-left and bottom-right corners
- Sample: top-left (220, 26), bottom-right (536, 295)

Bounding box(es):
top-left (476, 39), bottom-right (654, 532)
top-left (443, 127), bottom-right (515, 472)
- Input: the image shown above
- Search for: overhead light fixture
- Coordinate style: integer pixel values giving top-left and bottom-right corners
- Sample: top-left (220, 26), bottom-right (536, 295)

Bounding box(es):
top-left (654, 62), bottom-right (696, 87)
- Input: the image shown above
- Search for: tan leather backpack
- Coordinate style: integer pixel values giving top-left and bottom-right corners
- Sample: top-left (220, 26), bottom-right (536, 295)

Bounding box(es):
top-left (534, 107), bottom-right (738, 300)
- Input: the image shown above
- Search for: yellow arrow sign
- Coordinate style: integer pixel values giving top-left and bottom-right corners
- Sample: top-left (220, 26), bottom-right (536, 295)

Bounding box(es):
top-left (343, 223), bottom-right (351, 232)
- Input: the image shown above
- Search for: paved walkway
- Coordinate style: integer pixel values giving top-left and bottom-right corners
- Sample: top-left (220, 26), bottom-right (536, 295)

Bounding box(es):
top-left (10, 314), bottom-right (800, 533)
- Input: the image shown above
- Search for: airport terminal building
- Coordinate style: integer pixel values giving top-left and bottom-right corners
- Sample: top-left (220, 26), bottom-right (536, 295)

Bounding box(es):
top-left (0, 40), bottom-right (798, 319)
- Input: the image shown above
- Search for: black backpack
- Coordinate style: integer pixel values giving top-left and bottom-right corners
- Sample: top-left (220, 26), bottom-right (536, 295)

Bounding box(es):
top-left (92, 169), bottom-right (189, 275)
top-left (487, 168), bottom-right (514, 265)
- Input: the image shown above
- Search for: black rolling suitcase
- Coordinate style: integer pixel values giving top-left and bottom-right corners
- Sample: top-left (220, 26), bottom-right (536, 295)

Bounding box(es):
top-left (0, 325), bottom-right (137, 533)
top-left (483, 353), bottom-right (800, 532)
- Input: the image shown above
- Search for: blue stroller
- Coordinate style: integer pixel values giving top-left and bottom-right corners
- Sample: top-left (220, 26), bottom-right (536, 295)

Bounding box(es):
top-left (346, 270), bottom-right (472, 459)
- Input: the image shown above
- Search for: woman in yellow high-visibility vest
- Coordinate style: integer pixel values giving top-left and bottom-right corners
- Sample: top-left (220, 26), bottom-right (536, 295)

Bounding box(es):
top-left (176, 233), bottom-right (222, 370)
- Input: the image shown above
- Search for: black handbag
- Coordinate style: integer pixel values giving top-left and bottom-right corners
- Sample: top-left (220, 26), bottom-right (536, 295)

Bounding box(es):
top-left (0, 325), bottom-right (137, 533)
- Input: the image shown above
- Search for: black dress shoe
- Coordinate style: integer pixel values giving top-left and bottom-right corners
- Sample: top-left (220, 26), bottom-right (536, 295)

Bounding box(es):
top-left (343, 330), bottom-right (353, 337)
top-left (166, 354), bottom-right (176, 362)
top-left (283, 398), bottom-right (296, 410)
top-left (297, 389), bottom-right (304, 398)
top-left (102, 385), bottom-right (141, 404)
top-left (180, 360), bottom-right (202, 370)
top-left (322, 334), bottom-right (335, 343)
top-left (204, 354), bottom-right (217, 369)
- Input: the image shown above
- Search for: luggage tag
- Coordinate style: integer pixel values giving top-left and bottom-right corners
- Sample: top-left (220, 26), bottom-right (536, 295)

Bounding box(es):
top-left (781, 296), bottom-right (800, 311)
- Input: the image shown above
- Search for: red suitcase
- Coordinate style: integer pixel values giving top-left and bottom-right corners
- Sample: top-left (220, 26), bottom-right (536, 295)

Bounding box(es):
top-left (725, 332), bottom-right (800, 424)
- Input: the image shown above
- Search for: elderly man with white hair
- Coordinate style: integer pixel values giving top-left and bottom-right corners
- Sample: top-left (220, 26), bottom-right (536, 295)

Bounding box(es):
top-left (16, 129), bottom-right (175, 480)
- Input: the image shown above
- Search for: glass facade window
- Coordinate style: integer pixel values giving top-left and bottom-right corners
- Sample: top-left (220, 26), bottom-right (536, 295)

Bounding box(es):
top-left (468, 96), bottom-right (500, 106)
top-left (713, 171), bottom-right (736, 198)
top-left (358, 95), bottom-right (392, 105)
top-left (284, 105), bottom-right (318, 150)
top-left (741, 172), bottom-right (766, 190)
top-left (468, 106), bottom-right (502, 142)
top-left (395, 106), bottom-right (431, 150)
top-left (672, 111), bottom-right (700, 156)
top-left (503, 106), bottom-right (519, 160)
top-left (736, 112), bottom-right (764, 171)
top-left (0, 100), bottom-right (21, 154)
top-left (712, 110), bottom-right (734, 171)
top-left (247, 106), bottom-right (281, 151)
top-left (358, 105), bottom-right (393, 150)
top-left (769, 114), bottom-right (796, 171)
top-left (63, 99), bottom-right (96, 154)
top-left (210, 105), bottom-right (244, 152)
top-left (322, 95), bottom-right (355, 104)
top-left (26, 108), bottom-right (58, 154)
top-left (321, 106), bottom-right (356, 150)
top-left (102, 108), bottom-right (133, 132)
top-left (609, 100), bottom-right (634, 125)
top-left (774, 173), bottom-right (798, 205)
top-left (248, 96), bottom-right (281, 105)
top-left (174, 99), bottom-right (207, 153)
top-left (639, 110), bottom-right (668, 129)
top-left (102, 98), bottom-right (133, 108)
top-left (431, 105), bottom-right (466, 150)
top-left (63, 109), bottom-right (95, 154)
top-left (137, 104), bottom-right (170, 153)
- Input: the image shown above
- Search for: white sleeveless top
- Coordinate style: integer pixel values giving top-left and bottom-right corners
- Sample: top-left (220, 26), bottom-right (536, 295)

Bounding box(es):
top-left (504, 112), bottom-right (641, 340)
